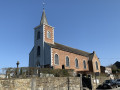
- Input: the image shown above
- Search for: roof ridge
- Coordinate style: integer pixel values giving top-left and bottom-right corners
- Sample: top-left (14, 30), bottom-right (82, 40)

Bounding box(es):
top-left (54, 42), bottom-right (91, 54)
top-left (46, 42), bottom-right (91, 57)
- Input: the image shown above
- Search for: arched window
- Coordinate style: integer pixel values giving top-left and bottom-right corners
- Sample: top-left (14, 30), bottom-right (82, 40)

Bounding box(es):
top-left (96, 61), bottom-right (99, 70)
top-left (83, 60), bottom-right (86, 69)
top-left (75, 59), bottom-right (78, 68)
top-left (66, 56), bottom-right (69, 67)
top-left (55, 54), bottom-right (59, 65)
top-left (47, 31), bottom-right (51, 39)
top-left (37, 31), bottom-right (40, 40)
top-left (37, 46), bottom-right (40, 56)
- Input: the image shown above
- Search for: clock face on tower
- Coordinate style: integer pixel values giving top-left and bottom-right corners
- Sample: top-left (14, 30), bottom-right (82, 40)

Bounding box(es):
top-left (47, 31), bottom-right (51, 39)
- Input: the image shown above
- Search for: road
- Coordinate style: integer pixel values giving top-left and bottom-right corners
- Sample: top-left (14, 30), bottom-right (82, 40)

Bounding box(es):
top-left (96, 87), bottom-right (120, 90)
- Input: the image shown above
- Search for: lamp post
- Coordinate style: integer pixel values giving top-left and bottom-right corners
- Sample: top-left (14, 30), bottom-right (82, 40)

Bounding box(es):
top-left (16, 61), bottom-right (20, 78)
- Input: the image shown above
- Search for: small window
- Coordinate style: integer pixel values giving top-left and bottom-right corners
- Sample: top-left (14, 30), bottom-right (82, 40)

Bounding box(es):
top-left (37, 31), bottom-right (40, 40)
top-left (75, 59), bottom-right (79, 68)
top-left (37, 46), bottom-right (40, 56)
top-left (55, 54), bottom-right (59, 65)
top-left (83, 60), bottom-right (86, 69)
top-left (66, 56), bottom-right (69, 67)
top-left (36, 60), bottom-right (40, 67)
top-left (47, 31), bottom-right (51, 39)
top-left (96, 61), bottom-right (99, 70)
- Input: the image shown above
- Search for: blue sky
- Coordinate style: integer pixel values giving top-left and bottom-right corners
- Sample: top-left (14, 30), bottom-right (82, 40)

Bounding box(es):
top-left (0, 0), bottom-right (120, 69)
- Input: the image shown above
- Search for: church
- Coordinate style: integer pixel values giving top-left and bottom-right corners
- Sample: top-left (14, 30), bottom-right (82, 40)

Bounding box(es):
top-left (29, 9), bottom-right (101, 73)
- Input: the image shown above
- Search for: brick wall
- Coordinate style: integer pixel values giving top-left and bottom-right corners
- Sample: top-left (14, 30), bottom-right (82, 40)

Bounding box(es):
top-left (52, 48), bottom-right (89, 72)
top-left (44, 25), bottom-right (54, 44)
top-left (92, 54), bottom-right (101, 73)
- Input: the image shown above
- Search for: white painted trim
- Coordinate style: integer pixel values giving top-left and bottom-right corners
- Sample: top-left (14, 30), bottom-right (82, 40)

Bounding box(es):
top-left (54, 53), bottom-right (59, 65)
top-left (43, 24), bottom-right (55, 28)
top-left (43, 25), bottom-right (45, 41)
top-left (53, 28), bottom-right (54, 44)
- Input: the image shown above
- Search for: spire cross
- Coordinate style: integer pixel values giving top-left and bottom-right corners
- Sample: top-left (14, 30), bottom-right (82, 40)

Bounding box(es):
top-left (42, 0), bottom-right (46, 9)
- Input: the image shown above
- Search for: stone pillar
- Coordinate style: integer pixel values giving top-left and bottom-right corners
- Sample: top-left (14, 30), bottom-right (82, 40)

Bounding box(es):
top-left (67, 77), bottom-right (69, 90)
top-left (79, 74), bottom-right (83, 90)
top-left (31, 78), bottom-right (36, 90)
top-left (89, 75), bottom-right (93, 90)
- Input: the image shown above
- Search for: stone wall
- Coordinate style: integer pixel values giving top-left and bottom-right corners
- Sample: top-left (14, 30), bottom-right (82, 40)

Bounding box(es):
top-left (0, 77), bottom-right (81, 90)
top-left (91, 76), bottom-right (110, 89)
top-left (0, 76), bottom-right (111, 90)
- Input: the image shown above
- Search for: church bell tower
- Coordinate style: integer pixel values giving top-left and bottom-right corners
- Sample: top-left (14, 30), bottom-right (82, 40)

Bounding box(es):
top-left (29, 9), bottom-right (54, 67)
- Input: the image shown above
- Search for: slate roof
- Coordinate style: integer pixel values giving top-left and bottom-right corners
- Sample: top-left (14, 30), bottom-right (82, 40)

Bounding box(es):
top-left (40, 9), bottom-right (48, 25)
top-left (46, 42), bottom-right (91, 57)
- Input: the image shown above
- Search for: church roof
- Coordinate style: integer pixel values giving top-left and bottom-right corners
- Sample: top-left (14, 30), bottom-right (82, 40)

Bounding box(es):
top-left (89, 53), bottom-right (95, 60)
top-left (47, 42), bottom-right (91, 57)
top-left (40, 9), bottom-right (48, 25)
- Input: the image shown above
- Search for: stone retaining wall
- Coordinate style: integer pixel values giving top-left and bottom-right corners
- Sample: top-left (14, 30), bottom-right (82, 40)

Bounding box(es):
top-left (0, 77), bottom-right (81, 90)
top-left (91, 76), bottom-right (110, 89)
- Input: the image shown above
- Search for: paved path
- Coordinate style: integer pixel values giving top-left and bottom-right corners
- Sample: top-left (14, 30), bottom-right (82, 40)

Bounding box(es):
top-left (96, 87), bottom-right (120, 90)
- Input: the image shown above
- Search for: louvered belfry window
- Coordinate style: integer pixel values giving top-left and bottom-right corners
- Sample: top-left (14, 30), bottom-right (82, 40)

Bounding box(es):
top-left (37, 46), bottom-right (40, 56)
top-left (37, 31), bottom-right (40, 40)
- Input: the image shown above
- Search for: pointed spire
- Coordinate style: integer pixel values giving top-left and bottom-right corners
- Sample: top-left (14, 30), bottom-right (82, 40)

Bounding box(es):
top-left (40, 9), bottom-right (48, 26)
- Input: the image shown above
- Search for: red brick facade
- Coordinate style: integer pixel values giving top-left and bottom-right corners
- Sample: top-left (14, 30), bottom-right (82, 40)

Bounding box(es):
top-left (44, 25), bottom-right (54, 44)
top-left (51, 48), bottom-right (101, 73)
top-left (52, 48), bottom-right (90, 72)
top-left (43, 24), bottom-right (101, 73)
top-left (91, 54), bottom-right (101, 73)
